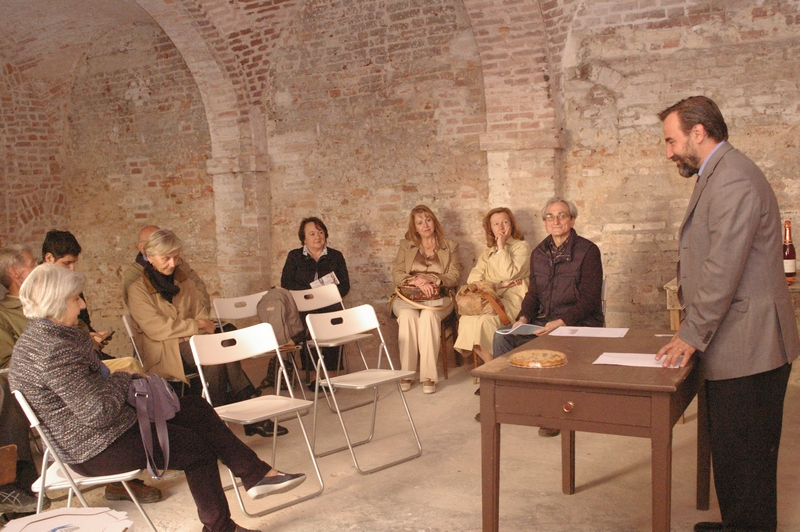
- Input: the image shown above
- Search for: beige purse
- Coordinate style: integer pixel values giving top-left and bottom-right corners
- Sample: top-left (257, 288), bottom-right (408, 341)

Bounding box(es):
top-left (455, 281), bottom-right (511, 325)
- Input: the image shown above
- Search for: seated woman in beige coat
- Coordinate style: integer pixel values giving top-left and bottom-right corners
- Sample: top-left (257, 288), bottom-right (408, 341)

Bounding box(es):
top-left (454, 207), bottom-right (530, 364)
top-left (391, 205), bottom-right (462, 395)
top-left (126, 229), bottom-right (283, 437)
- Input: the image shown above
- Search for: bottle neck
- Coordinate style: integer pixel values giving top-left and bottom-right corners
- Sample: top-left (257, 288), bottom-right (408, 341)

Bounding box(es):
top-left (785, 223), bottom-right (793, 244)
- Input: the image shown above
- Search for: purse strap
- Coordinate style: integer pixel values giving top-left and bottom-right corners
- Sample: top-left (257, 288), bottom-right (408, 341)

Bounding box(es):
top-left (474, 288), bottom-right (511, 326)
top-left (131, 377), bottom-right (171, 479)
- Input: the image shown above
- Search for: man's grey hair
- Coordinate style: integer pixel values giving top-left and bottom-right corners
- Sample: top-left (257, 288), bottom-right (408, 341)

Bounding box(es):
top-left (142, 229), bottom-right (182, 259)
top-left (540, 197), bottom-right (579, 220)
top-left (0, 245), bottom-right (32, 289)
top-left (19, 264), bottom-right (85, 321)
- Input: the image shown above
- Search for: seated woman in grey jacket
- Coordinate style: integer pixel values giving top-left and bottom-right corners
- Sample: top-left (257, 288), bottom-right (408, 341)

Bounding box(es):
top-left (9, 264), bottom-right (305, 532)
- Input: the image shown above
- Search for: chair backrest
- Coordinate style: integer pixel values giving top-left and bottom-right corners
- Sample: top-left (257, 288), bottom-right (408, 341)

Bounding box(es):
top-left (190, 322), bottom-right (280, 367)
top-left (289, 284), bottom-right (344, 313)
top-left (12, 390), bottom-right (41, 431)
top-left (13, 390), bottom-right (98, 509)
top-left (122, 314), bottom-right (144, 366)
top-left (304, 304), bottom-right (379, 342)
top-left (212, 290), bottom-right (269, 328)
top-left (305, 305), bottom-right (389, 370)
top-left (601, 277), bottom-right (607, 325)
top-left (190, 323), bottom-right (288, 404)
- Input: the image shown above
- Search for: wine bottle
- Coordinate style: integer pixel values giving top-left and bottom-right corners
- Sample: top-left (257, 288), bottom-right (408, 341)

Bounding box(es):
top-left (784, 220), bottom-right (796, 285)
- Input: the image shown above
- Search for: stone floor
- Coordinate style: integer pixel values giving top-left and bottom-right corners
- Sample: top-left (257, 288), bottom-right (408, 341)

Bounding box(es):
top-left (11, 363), bottom-right (800, 531)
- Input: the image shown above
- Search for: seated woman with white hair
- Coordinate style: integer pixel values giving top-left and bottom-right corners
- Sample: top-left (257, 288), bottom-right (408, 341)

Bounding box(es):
top-left (9, 264), bottom-right (305, 532)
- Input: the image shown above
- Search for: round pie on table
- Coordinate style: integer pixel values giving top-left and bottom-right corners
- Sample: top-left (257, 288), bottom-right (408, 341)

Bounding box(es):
top-left (508, 348), bottom-right (567, 368)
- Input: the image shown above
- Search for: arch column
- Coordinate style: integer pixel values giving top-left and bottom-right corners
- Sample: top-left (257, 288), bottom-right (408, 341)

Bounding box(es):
top-left (135, 0), bottom-right (271, 295)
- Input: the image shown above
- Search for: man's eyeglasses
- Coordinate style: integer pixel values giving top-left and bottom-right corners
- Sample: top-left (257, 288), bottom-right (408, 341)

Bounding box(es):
top-left (544, 212), bottom-right (572, 222)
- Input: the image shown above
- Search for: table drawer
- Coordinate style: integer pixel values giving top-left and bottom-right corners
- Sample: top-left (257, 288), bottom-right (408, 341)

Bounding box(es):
top-left (496, 386), bottom-right (651, 427)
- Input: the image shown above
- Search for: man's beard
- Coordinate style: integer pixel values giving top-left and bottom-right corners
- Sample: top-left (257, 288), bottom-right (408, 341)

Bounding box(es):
top-left (672, 142), bottom-right (701, 178)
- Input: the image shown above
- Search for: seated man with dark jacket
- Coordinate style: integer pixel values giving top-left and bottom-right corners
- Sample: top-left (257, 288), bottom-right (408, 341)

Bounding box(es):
top-left (487, 197), bottom-right (604, 435)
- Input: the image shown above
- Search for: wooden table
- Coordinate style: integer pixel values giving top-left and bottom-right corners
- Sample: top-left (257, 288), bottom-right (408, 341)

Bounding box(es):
top-left (472, 329), bottom-right (710, 532)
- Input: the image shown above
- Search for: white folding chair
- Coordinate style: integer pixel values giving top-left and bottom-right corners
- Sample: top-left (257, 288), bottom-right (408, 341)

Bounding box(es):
top-left (290, 284), bottom-right (372, 409)
top-left (306, 304), bottom-right (422, 474)
top-left (12, 390), bottom-right (158, 531)
top-left (189, 323), bottom-right (323, 517)
top-left (122, 314), bottom-right (198, 396)
top-left (213, 291), bottom-right (305, 399)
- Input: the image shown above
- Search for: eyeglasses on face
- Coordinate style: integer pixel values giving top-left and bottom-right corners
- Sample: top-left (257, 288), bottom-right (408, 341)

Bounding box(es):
top-left (544, 212), bottom-right (572, 222)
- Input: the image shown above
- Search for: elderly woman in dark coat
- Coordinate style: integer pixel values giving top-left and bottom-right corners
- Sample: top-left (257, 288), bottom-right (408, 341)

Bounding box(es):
top-left (9, 264), bottom-right (305, 532)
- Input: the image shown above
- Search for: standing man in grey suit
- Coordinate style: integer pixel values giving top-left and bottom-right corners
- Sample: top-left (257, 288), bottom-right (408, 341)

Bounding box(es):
top-left (656, 96), bottom-right (799, 532)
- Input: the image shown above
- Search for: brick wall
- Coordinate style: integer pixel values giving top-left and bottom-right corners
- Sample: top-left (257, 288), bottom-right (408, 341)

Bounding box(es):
top-left (265, 0), bottom-right (488, 322)
top-left (0, 61), bottom-right (64, 250)
top-left (64, 22), bottom-right (213, 351)
top-left (556, 0), bottom-right (800, 327)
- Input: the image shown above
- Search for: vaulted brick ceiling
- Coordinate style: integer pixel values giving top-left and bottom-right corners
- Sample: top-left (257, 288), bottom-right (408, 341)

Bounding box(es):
top-left (0, 0), bottom-right (153, 89)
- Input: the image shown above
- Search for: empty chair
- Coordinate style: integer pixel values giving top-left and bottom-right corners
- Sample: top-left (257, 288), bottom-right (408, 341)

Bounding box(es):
top-left (190, 323), bottom-right (323, 516)
top-left (290, 284), bottom-right (372, 410)
top-left (122, 314), bottom-right (198, 396)
top-left (306, 304), bottom-right (422, 474)
top-left (12, 390), bottom-right (158, 531)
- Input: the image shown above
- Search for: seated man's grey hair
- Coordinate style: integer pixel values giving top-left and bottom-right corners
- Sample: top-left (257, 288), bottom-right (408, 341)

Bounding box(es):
top-left (540, 197), bottom-right (579, 220)
top-left (19, 264), bottom-right (86, 321)
top-left (0, 245), bottom-right (32, 289)
top-left (142, 229), bottom-right (182, 259)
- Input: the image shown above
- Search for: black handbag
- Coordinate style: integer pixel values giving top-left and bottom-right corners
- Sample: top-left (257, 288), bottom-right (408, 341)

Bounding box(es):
top-left (127, 374), bottom-right (181, 479)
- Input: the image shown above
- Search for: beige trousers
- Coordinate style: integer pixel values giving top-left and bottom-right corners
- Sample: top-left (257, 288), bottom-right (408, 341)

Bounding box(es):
top-left (392, 297), bottom-right (453, 383)
top-left (105, 356), bottom-right (143, 373)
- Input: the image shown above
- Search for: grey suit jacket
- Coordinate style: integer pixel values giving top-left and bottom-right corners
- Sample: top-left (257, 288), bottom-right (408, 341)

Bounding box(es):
top-left (677, 142), bottom-right (800, 380)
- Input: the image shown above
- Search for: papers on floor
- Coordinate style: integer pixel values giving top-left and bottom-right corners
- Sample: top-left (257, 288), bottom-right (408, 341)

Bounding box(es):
top-left (549, 326), bottom-right (628, 338)
top-left (495, 323), bottom-right (543, 335)
top-left (593, 352), bottom-right (683, 368)
top-left (310, 271), bottom-right (339, 288)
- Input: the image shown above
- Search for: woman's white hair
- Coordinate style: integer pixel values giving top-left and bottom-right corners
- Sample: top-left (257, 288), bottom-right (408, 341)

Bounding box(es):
top-left (19, 264), bottom-right (86, 321)
top-left (142, 229), bottom-right (182, 258)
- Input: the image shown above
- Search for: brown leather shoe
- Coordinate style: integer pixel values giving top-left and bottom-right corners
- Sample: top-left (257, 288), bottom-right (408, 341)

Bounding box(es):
top-left (105, 479), bottom-right (162, 503)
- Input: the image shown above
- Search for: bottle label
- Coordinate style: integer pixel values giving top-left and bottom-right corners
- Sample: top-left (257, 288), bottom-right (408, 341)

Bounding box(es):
top-left (784, 259), bottom-right (796, 274)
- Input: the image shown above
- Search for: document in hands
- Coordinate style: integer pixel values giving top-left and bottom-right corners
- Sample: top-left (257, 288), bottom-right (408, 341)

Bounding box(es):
top-left (593, 352), bottom-right (683, 368)
top-left (310, 271), bottom-right (339, 288)
top-left (496, 323), bottom-right (544, 335)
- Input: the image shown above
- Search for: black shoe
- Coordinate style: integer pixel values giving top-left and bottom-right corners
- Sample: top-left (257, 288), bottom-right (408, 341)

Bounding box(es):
top-left (474, 412), bottom-right (481, 422)
top-left (474, 387), bottom-right (480, 396)
top-left (694, 523), bottom-right (724, 532)
top-left (308, 380), bottom-right (317, 391)
top-left (245, 420), bottom-right (288, 437)
top-left (538, 427), bottom-right (560, 437)
top-left (246, 472), bottom-right (306, 499)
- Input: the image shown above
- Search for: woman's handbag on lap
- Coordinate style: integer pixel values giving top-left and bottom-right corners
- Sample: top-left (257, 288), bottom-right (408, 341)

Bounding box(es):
top-left (127, 374), bottom-right (180, 479)
top-left (455, 281), bottom-right (511, 325)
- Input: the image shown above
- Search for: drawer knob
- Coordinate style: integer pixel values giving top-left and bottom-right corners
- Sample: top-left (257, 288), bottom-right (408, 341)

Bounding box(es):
top-left (563, 401), bottom-right (574, 413)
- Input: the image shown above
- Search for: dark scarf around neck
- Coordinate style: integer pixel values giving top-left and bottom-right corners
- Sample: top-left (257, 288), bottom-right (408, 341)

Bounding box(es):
top-left (144, 263), bottom-right (180, 303)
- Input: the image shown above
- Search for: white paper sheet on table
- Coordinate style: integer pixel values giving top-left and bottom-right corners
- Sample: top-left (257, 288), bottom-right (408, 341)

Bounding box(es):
top-left (549, 326), bottom-right (628, 338)
top-left (593, 352), bottom-right (683, 368)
